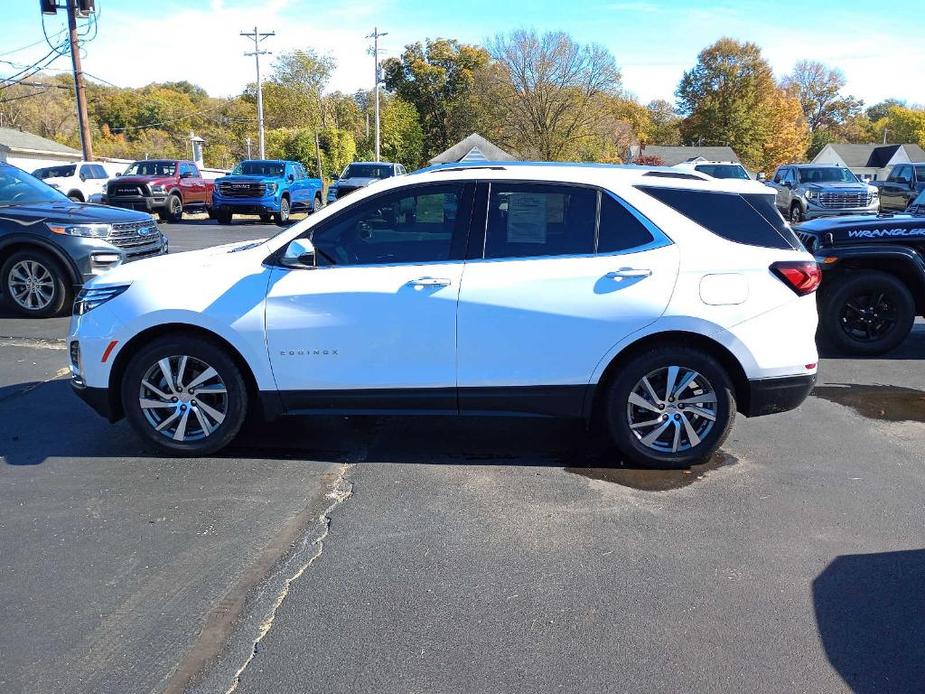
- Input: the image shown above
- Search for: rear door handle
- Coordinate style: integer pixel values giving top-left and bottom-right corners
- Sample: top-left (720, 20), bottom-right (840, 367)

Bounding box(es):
top-left (409, 277), bottom-right (452, 287)
top-left (606, 268), bottom-right (652, 279)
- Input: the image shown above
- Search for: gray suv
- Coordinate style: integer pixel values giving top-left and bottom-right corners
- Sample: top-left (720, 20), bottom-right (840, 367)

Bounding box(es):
top-left (767, 164), bottom-right (878, 223)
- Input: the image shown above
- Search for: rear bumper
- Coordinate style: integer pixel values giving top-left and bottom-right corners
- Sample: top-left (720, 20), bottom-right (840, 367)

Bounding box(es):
top-left (741, 374), bottom-right (816, 417)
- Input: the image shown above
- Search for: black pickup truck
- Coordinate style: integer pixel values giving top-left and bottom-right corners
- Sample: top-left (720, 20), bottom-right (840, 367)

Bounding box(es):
top-left (796, 195), bottom-right (925, 355)
top-left (871, 162), bottom-right (925, 212)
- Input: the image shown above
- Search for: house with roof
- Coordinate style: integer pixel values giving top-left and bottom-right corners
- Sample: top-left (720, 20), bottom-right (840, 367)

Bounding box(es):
top-left (626, 145), bottom-right (741, 166)
top-left (0, 127), bottom-right (82, 173)
top-left (812, 143), bottom-right (925, 182)
top-left (428, 133), bottom-right (516, 165)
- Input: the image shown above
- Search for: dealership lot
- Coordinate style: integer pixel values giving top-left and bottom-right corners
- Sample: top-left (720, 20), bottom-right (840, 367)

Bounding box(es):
top-left (1, 221), bottom-right (924, 692)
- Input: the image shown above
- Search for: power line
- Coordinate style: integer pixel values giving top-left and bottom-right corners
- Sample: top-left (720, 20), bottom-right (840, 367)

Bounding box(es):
top-left (0, 28), bottom-right (69, 58)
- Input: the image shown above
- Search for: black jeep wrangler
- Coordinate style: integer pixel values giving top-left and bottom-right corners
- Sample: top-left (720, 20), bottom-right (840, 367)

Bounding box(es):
top-left (796, 195), bottom-right (925, 355)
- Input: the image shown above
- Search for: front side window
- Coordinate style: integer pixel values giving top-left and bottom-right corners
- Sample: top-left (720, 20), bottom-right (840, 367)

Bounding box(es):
top-left (310, 183), bottom-right (465, 266)
top-left (484, 183), bottom-right (597, 259)
top-left (896, 166), bottom-right (913, 184)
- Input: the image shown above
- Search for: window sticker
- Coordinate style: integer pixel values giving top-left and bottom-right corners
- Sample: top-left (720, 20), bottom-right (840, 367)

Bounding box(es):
top-left (506, 193), bottom-right (548, 243)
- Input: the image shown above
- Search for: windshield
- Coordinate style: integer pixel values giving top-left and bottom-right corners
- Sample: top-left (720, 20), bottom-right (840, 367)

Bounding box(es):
top-left (694, 164), bottom-right (750, 180)
top-left (0, 164), bottom-right (70, 206)
top-left (33, 165), bottom-right (76, 179)
top-left (342, 163), bottom-right (393, 180)
top-left (124, 160), bottom-right (176, 177)
top-left (797, 167), bottom-right (859, 184)
top-left (233, 161), bottom-right (286, 177)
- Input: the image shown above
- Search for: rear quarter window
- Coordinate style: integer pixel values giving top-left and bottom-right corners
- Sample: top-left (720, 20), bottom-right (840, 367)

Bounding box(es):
top-left (636, 186), bottom-right (800, 250)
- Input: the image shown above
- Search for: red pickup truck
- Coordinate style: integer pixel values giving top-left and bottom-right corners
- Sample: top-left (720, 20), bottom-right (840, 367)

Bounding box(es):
top-left (104, 159), bottom-right (214, 222)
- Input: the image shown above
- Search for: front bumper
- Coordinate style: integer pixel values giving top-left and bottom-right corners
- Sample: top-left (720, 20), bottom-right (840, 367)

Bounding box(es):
top-left (212, 194), bottom-right (280, 215)
top-left (106, 194), bottom-right (169, 212)
top-left (741, 374), bottom-right (816, 417)
top-left (803, 199), bottom-right (879, 219)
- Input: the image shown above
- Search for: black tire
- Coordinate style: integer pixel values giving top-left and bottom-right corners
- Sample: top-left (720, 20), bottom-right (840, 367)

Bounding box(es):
top-left (312, 193), bottom-right (323, 213)
top-left (258, 211), bottom-right (272, 224)
top-left (274, 196), bottom-right (290, 225)
top-left (1, 249), bottom-right (71, 318)
top-left (215, 209), bottom-right (233, 225)
top-left (819, 270), bottom-right (915, 356)
top-left (165, 194), bottom-right (183, 223)
top-left (67, 191), bottom-right (84, 202)
top-left (121, 335), bottom-right (249, 456)
top-left (789, 203), bottom-right (804, 224)
top-left (605, 346), bottom-right (736, 469)
top-left (206, 204), bottom-right (216, 220)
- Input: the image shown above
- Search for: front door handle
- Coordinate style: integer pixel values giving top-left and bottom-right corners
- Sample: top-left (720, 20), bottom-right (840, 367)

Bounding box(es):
top-left (409, 277), bottom-right (452, 287)
top-left (606, 268), bottom-right (652, 279)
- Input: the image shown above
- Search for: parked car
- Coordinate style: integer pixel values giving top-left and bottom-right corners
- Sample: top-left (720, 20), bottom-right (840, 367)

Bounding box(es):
top-left (32, 161), bottom-right (111, 202)
top-left (68, 162), bottom-right (818, 468)
top-left (672, 160), bottom-right (751, 180)
top-left (871, 163), bottom-right (925, 213)
top-left (326, 161), bottom-right (405, 203)
top-left (103, 159), bottom-right (213, 222)
top-left (767, 164), bottom-right (879, 223)
top-left (795, 206), bottom-right (925, 355)
top-left (0, 162), bottom-right (166, 318)
top-left (212, 160), bottom-right (324, 225)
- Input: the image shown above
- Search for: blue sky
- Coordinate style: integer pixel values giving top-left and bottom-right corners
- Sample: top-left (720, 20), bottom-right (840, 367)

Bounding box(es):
top-left (2, 0), bottom-right (922, 107)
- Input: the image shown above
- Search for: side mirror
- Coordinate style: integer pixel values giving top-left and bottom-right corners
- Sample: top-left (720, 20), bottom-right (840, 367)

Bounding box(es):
top-left (115, 172), bottom-right (122, 177)
top-left (281, 238), bottom-right (316, 269)
top-left (79, 173), bottom-right (87, 182)
top-left (180, 171), bottom-right (193, 179)
top-left (756, 172), bottom-right (766, 181)
top-left (288, 173), bottom-right (295, 182)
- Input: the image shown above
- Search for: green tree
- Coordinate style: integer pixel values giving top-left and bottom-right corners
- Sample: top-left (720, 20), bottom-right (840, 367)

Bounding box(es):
top-left (646, 99), bottom-right (681, 145)
top-left (382, 38), bottom-right (490, 160)
top-left (677, 38), bottom-right (808, 171)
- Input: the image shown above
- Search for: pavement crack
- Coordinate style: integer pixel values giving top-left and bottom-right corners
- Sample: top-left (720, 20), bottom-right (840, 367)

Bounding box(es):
top-left (224, 462), bottom-right (354, 694)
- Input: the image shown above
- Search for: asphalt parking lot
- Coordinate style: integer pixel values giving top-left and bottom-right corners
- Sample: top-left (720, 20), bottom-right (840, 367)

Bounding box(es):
top-left (1, 218), bottom-right (924, 693)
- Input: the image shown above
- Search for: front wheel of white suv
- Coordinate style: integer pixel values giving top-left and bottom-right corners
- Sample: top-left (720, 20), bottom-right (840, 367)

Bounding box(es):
top-left (121, 335), bottom-right (249, 456)
top-left (605, 347), bottom-right (736, 469)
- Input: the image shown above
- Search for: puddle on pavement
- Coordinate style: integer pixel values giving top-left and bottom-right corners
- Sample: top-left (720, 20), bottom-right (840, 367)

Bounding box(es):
top-left (812, 384), bottom-right (925, 423)
top-left (565, 451), bottom-right (737, 491)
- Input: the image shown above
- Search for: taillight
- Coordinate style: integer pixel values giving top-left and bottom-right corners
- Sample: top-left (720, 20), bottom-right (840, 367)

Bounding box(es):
top-left (770, 261), bottom-right (821, 296)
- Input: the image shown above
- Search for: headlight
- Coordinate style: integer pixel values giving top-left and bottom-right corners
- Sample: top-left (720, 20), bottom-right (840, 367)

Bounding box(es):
top-left (150, 184), bottom-right (166, 195)
top-left (266, 182), bottom-right (278, 194)
top-left (74, 284), bottom-right (130, 315)
top-left (805, 190), bottom-right (818, 200)
top-left (48, 223), bottom-right (112, 238)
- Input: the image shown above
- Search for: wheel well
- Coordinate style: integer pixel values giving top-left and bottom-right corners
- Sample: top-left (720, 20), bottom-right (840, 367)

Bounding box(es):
top-left (281, 191), bottom-right (290, 202)
top-left (67, 190), bottom-right (84, 201)
top-left (0, 241), bottom-right (80, 290)
top-left (588, 331), bottom-right (751, 423)
top-left (827, 260), bottom-right (925, 316)
top-left (107, 323), bottom-right (260, 421)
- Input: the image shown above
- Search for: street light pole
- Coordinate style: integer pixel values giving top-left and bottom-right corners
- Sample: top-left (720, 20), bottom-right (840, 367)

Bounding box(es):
top-left (241, 27), bottom-right (274, 159)
top-left (366, 27), bottom-right (388, 162)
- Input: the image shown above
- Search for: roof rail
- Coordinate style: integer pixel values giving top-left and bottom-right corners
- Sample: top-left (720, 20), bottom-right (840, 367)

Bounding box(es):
top-left (643, 171), bottom-right (708, 181)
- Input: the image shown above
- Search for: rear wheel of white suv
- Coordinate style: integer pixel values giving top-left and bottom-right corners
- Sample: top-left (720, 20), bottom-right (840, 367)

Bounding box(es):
top-left (121, 336), bottom-right (248, 456)
top-left (605, 347), bottom-right (736, 469)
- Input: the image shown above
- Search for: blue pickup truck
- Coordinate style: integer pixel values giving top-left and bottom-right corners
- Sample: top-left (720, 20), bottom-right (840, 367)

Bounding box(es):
top-left (212, 160), bottom-right (324, 225)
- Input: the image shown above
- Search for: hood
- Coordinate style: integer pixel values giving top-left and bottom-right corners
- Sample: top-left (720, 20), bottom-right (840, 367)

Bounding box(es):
top-left (803, 181), bottom-right (871, 192)
top-left (216, 174), bottom-right (280, 184)
top-left (0, 200), bottom-right (153, 227)
top-left (336, 177), bottom-right (379, 189)
top-left (87, 238), bottom-right (269, 288)
top-left (796, 214), bottom-right (925, 244)
top-left (111, 175), bottom-right (175, 187)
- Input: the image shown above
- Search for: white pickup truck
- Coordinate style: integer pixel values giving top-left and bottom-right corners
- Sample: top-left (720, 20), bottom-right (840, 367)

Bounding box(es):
top-left (31, 161), bottom-right (125, 202)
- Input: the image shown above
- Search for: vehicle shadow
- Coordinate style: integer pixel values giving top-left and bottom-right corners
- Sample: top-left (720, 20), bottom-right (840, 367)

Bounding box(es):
top-left (1, 380), bottom-right (731, 490)
top-left (813, 549), bottom-right (925, 693)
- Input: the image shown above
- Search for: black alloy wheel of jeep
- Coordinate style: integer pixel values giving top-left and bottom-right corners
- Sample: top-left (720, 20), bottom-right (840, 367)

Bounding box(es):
top-left (820, 271), bottom-right (916, 356)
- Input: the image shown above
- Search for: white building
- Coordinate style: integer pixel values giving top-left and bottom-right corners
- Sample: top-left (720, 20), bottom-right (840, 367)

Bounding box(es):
top-left (0, 127), bottom-right (82, 173)
top-left (812, 143), bottom-right (925, 182)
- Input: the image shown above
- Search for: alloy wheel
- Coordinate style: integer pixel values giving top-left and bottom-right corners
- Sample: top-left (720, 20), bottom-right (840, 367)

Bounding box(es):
top-left (8, 259), bottom-right (55, 310)
top-left (138, 355), bottom-right (228, 442)
top-left (625, 365), bottom-right (717, 454)
top-left (839, 291), bottom-right (898, 342)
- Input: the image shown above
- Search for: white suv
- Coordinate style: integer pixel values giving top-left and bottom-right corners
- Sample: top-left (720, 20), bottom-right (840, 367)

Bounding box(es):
top-left (31, 161), bottom-right (114, 202)
top-left (68, 163), bottom-right (819, 468)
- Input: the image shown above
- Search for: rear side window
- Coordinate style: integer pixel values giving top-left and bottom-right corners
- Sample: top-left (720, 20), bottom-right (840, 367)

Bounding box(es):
top-left (597, 193), bottom-right (655, 253)
top-left (484, 183), bottom-right (597, 259)
top-left (637, 186), bottom-right (799, 250)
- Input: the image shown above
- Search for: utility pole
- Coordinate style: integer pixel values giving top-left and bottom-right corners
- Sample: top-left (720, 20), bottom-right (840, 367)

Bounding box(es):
top-left (365, 27), bottom-right (388, 162)
top-left (241, 26), bottom-right (274, 159)
top-left (66, 0), bottom-right (93, 160)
